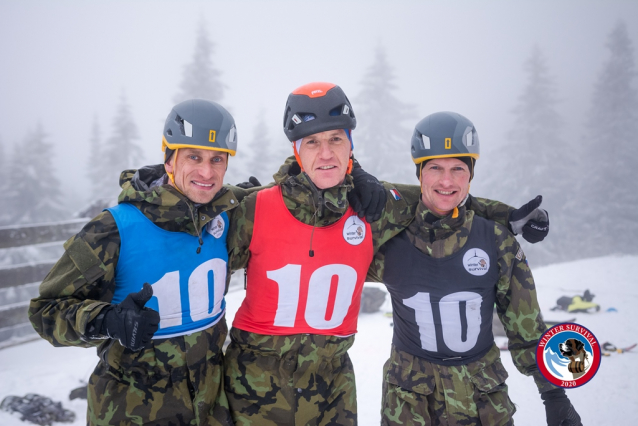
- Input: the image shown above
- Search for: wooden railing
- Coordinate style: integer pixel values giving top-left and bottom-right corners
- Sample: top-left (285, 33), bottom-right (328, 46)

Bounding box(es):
top-left (0, 219), bottom-right (86, 349)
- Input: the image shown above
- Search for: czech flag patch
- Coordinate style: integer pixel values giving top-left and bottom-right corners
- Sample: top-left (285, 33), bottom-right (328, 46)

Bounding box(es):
top-left (390, 189), bottom-right (402, 200)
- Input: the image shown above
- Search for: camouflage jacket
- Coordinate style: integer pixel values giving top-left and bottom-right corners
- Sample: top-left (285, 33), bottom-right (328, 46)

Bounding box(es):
top-left (28, 164), bottom-right (249, 348)
top-left (228, 157), bottom-right (419, 271)
top-left (367, 201), bottom-right (556, 393)
top-left (228, 156), bottom-right (515, 270)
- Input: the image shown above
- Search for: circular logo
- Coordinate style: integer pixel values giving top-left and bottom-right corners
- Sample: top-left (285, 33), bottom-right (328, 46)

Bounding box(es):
top-left (462, 248), bottom-right (490, 276)
top-left (206, 215), bottom-right (225, 239)
top-left (343, 215), bottom-right (366, 246)
top-left (536, 323), bottom-right (601, 388)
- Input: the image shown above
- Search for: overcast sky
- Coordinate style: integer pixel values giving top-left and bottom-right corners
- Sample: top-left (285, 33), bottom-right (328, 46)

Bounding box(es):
top-left (1, 0), bottom-right (637, 212)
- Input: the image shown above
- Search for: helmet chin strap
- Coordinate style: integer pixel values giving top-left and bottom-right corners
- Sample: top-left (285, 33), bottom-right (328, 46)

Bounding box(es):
top-left (165, 148), bottom-right (186, 196)
top-left (292, 142), bottom-right (305, 172)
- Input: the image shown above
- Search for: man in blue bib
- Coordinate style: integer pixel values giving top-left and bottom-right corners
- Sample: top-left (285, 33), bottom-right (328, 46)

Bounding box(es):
top-left (29, 99), bottom-right (240, 425)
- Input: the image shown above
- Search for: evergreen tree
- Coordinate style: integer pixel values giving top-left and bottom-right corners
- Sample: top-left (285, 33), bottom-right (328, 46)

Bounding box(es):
top-left (354, 45), bottom-right (416, 184)
top-left (246, 109), bottom-right (285, 184)
top-left (581, 21), bottom-right (638, 255)
top-left (101, 94), bottom-right (143, 200)
top-left (482, 47), bottom-right (572, 265)
top-left (6, 124), bottom-right (66, 224)
top-left (86, 115), bottom-right (106, 199)
top-left (173, 21), bottom-right (225, 104)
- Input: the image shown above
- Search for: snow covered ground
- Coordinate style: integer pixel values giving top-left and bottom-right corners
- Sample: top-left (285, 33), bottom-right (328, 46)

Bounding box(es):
top-left (1, 255), bottom-right (636, 425)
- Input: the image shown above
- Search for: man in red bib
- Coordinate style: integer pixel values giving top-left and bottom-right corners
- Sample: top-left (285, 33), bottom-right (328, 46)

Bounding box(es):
top-left (223, 82), bottom-right (546, 425)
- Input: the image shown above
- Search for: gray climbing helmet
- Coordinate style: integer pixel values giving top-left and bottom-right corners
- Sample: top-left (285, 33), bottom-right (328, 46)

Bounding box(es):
top-left (411, 111), bottom-right (479, 163)
top-left (162, 99), bottom-right (237, 160)
top-left (411, 111), bottom-right (479, 178)
top-left (283, 82), bottom-right (356, 142)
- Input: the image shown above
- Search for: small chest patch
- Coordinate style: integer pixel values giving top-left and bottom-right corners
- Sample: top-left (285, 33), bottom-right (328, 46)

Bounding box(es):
top-left (206, 215), bottom-right (225, 238)
top-left (515, 247), bottom-right (524, 261)
top-left (343, 215), bottom-right (366, 246)
top-left (463, 248), bottom-right (490, 276)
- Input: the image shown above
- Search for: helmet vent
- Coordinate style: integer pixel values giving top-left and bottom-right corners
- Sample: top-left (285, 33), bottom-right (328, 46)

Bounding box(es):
top-left (183, 119), bottom-right (193, 137)
top-left (421, 134), bottom-right (431, 149)
top-left (465, 128), bottom-right (477, 146)
top-left (329, 106), bottom-right (341, 117)
top-left (166, 129), bottom-right (173, 136)
top-left (300, 113), bottom-right (316, 122)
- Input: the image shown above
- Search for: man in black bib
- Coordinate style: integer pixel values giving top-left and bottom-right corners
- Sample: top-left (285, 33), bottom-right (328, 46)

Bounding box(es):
top-left (368, 112), bottom-right (582, 426)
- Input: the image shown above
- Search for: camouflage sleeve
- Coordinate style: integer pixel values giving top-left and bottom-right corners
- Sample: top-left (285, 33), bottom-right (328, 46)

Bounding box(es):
top-left (493, 222), bottom-right (556, 393)
top-left (227, 191), bottom-right (257, 273)
top-left (28, 211), bottom-right (120, 348)
top-left (366, 248), bottom-right (385, 283)
top-left (467, 194), bottom-right (515, 229)
top-left (369, 183), bottom-right (417, 253)
top-left (225, 182), bottom-right (276, 203)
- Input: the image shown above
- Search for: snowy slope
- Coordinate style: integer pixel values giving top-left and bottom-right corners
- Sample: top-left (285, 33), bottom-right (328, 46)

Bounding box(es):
top-left (1, 255), bottom-right (635, 425)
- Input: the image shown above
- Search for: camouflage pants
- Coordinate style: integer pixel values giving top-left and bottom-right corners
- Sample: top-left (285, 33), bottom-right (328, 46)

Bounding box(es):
top-left (223, 327), bottom-right (358, 426)
top-left (87, 318), bottom-right (232, 426)
top-left (381, 345), bottom-right (516, 426)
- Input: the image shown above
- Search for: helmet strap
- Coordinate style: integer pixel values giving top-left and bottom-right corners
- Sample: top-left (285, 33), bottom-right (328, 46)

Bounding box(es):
top-left (164, 148), bottom-right (186, 196)
top-left (347, 157), bottom-right (353, 174)
top-left (293, 142), bottom-right (305, 172)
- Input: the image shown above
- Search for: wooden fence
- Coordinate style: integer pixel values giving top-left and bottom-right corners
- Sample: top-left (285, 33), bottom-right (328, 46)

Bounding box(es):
top-left (0, 219), bottom-right (86, 349)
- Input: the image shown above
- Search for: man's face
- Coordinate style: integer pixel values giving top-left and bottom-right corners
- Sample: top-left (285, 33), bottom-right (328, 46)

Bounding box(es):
top-left (165, 148), bottom-right (227, 204)
top-left (420, 157), bottom-right (471, 216)
top-left (298, 129), bottom-right (351, 189)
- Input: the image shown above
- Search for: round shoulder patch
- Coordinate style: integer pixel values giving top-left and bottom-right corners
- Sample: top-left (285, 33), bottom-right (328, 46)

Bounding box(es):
top-left (343, 215), bottom-right (366, 246)
top-left (462, 248), bottom-right (490, 276)
top-left (206, 215), bottom-right (225, 239)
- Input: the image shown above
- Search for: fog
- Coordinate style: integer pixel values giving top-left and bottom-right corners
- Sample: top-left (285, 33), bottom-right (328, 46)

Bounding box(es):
top-left (1, 0), bottom-right (636, 220)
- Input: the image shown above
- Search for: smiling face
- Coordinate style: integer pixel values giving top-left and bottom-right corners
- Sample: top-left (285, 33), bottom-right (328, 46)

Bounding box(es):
top-left (165, 148), bottom-right (227, 204)
top-left (420, 157), bottom-right (471, 216)
top-left (298, 129), bottom-right (352, 189)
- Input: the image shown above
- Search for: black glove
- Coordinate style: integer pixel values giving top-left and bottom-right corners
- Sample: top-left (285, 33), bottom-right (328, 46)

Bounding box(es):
top-left (348, 159), bottom-right (386, 222)
top-left (509, 195), bottom-right (550, 243)
top-left (101, 283), bottom-right (160, 351)
top-left (541, 388), bottom-right (582, 426)
top-left (235, 176), bottom-right (262, 189)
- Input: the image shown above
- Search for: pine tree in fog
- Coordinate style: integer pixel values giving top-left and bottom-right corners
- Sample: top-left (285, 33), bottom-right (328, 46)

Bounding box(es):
top-left (354, 45), bottom-right (415, 184)
top-left (247, 110), bottom-right (281, 184)
top-left (487, 47), bottom-right (571, 264)
top-left (6, 124), bottom-right (66, 224)
top-left (173, 21), bottom-right (225, 104)
top-left (582, 21), bottom-right (638, 255)
top-left (101, 94), bottom-right (143, 200)
top-left (86, 116), bottom-right (107, 199)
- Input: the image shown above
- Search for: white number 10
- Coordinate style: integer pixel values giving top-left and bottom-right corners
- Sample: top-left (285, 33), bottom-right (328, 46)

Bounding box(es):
top-left (267, 264), bottom-right (357, 329)
top-left (150, 259), bottom-right (226, 329)
top-left (403, 291), bottom-right (483, 353)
